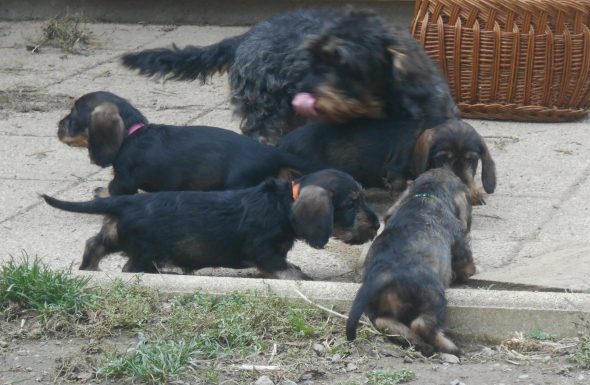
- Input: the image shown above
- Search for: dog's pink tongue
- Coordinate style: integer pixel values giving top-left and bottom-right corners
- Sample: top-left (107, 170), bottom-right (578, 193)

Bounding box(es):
top-left (292, 93), bottom-right (318, 117)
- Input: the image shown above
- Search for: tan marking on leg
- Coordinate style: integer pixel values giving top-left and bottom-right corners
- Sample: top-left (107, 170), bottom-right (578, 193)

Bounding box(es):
top-left (433, 332), bottom-right (460, 355)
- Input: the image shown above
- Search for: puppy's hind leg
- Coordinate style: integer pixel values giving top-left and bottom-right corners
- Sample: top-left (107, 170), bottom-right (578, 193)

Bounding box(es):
top-left (410, 315), bottom-right (460, 355)
top-left (79, 216), bottom-right (120, 270)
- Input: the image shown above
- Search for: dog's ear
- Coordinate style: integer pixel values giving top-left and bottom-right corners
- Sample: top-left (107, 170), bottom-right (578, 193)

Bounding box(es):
top-left (412, 128), bottom-right (435, 177)
top-left (478, 135), bottom-right (497, 194)
top-left (88, 103), bottom-right (125, 167)
top-left (291, 185), bottom-right (334, 248)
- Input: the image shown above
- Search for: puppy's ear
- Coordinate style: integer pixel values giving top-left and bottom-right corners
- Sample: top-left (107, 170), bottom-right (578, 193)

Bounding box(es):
top-left (88, 103), bottom-right (125, 167)
top-left (478, 136), bottom-right (497, 194)
top-left (412, 128), bottom-right (435, 176)
top-left (291, 185), bottom-right (333, 248)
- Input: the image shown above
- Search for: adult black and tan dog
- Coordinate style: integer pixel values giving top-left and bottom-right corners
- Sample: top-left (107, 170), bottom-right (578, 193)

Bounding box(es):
top-left (279, 118), bottom-right (496, 204)
top-left (58, 91), bottom-right (320, 197)
top-left (121, 8), bottom-right (457, 144)
top-left (43, 170), bottom-right (380, 279)
top-left (346, 168), bottom-right (476, 355)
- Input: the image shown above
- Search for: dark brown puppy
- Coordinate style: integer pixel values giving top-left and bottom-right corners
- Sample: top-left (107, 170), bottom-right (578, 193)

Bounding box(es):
top-left (346, 168), bottom-right (476, 355)
top-left (413, 119), bottom-right (496, 204)
top-left (58, 91), bottom-right (320, 197)
top-left (279, 118), bottom-right (496, 204)
top-left (43, 169), bottom-right (380, 278)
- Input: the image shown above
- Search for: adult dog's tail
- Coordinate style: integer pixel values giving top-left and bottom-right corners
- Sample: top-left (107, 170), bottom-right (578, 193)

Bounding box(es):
top-left (42, 195), bottom-right (124, 216)
top-left (121, 34), bottom-right (246, 82)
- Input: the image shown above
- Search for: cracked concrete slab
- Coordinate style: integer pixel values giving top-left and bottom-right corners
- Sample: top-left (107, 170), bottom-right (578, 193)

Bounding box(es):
top-left (0, 20), bottom-right (589, 297)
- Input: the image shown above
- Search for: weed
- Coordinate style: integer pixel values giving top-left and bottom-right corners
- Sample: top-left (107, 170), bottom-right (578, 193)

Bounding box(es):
top-left (571, 336), bottom-right (590, 369)
top-left (97, 339), bottom-right (199, 384)
top-left (41, 16), bottom-right (92, 52)
top-left (0, 254), bottom-right (95, 318)
top-left (367, 368), bottom-right (416, 384)
top-left (527, 329), bottom-right (555, 341)
top-left (93, 279), bottom-right (160, 330)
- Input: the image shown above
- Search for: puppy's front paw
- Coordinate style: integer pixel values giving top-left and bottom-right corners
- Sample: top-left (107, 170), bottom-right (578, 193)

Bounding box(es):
top-left (94, 187), bottom-right (110, 198)
top-left (470, 188), bottom-right (486, 205)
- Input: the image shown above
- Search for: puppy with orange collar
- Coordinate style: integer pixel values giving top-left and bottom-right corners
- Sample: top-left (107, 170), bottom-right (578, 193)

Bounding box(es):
top-left (43, 169), bottom-right (380, 278)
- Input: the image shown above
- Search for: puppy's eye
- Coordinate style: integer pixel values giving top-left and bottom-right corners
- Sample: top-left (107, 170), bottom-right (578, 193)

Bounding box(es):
top-left (434, 152), bottom-right (452, 162)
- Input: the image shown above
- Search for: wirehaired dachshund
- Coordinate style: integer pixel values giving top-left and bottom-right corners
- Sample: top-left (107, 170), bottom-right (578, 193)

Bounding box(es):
top-left (121, 7), bottom-right (457, 144)
top-left (43, 169), bottom-right (380, 279)
top-left (346, 168), bottom-right (476, 355)
top-left (278, 118), bottom-right (496, 205)
top-left (58, 91), bottom-right (320, 197)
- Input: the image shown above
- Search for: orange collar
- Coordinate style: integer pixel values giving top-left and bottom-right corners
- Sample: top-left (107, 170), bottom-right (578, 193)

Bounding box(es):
top-left (291, 181), bottom-right (300, 201)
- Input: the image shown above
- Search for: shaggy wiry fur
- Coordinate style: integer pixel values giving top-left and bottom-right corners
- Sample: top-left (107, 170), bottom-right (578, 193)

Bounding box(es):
top-left (278, 118), bottom-right (496, 204)
top-left (58, 91), bottom-right (320, 197)
top-left (346, 168), bottom-right (476, 355)
top-left (43, 170), bottom-right (380, 278)
top-left (121, 8), bottom-right (457, 144)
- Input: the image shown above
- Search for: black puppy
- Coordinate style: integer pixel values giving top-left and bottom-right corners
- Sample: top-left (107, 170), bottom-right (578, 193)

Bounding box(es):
top-left (121, 7), bottom-right (457, 144)
top-left (58, 91), bottom-right (319, 197)
top-left (43, 170), bottom-right (380, 278)
top-left (346, 168), bottom-right (476, 355)
top-left (279, 118), bottom-right (496, 204)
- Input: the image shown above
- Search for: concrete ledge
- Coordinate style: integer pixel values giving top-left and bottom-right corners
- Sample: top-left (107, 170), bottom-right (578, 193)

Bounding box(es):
top-left (0, 0), bottom-right (415, 26)
top-left (77, 271), bottom-right (590, 343)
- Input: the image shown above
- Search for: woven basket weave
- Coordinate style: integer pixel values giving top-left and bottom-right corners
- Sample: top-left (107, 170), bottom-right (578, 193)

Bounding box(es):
top-left (411, 0), bottom-right (590, 121)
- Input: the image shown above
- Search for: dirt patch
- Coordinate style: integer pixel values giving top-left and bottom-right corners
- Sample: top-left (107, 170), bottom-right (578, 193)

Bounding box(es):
top-left (0, 89), bottom-right (73, 113)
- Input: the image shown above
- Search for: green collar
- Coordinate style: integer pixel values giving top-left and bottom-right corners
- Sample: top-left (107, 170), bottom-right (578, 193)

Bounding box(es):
top-left (412, 192), bottom-right (436, 199)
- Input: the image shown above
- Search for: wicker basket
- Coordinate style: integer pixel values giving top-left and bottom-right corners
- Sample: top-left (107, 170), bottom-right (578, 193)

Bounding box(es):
top-left (411, 0), bottom-right (590, 121)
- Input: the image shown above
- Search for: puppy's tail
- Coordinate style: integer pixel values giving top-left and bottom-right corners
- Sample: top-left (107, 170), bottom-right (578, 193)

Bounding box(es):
top-left (121, 34), bottom-right (245, 82)
top-left (42, 195), bottom-right (122, 216)
top-left (346, 280), bottom-right (380, 341)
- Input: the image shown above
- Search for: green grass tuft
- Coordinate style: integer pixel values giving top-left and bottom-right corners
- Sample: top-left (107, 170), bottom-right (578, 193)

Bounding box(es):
top-left (0, 254), bottom-right (95, 317)
top-left (367, 368), bottom-right (416, 384)
top-left (527, 329), bottom-right (555, 341)
top-left (97, 339), bottom-right (198, 384)
top-left (571, 336), bottom-right (590, 369)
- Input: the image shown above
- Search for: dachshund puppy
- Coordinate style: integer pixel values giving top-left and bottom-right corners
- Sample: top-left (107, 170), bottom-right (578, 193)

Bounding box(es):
top-left (121, 8), bottom-right (457, 144)
top-left (279, 118), bottom-right (496, 205)
top-left (43, 170), bottom-right (380, 278)
top-left (413, 119), bottom-right (496, 205)
top-left (346, 168), bottom-right (476, 355)
top-left (58, 91), bottom-right (320, 197)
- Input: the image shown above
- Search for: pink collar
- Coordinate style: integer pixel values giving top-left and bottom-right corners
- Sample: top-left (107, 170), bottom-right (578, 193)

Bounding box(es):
top-left (127, 123), bottom-right (145, 137)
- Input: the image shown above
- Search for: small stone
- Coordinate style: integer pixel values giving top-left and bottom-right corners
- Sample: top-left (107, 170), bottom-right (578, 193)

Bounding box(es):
top-left (312, 343), bottom-right (325, 355)
top-left (300, 373), bottom-right (313, 381)
top-left (346, 363), bottom-right (358, 372)
top-left (578, 374), bottom-right (585, 381)
top-left (480, 347), bottom-right (496, 357)
top-left (0, 340), bottom-right (8, 348)
top-left (26, 367), bottom-right (33, 372)
top-left (330, 354), bottom-right (342, 363)
top-left (440, 353), bottom-right (460, 364)
top-left (255, 375), bottom-right (274, 385)
top-left (449, 380), bottom-right (465, 385)
top-left (279, 381), bottom-right (298, 385)
top-left (518, 374), bottom-right (529, 380)
top-left (403, 356), bottom-right (414, 363)
top-left (17, 349), bottom-right (28, 356)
